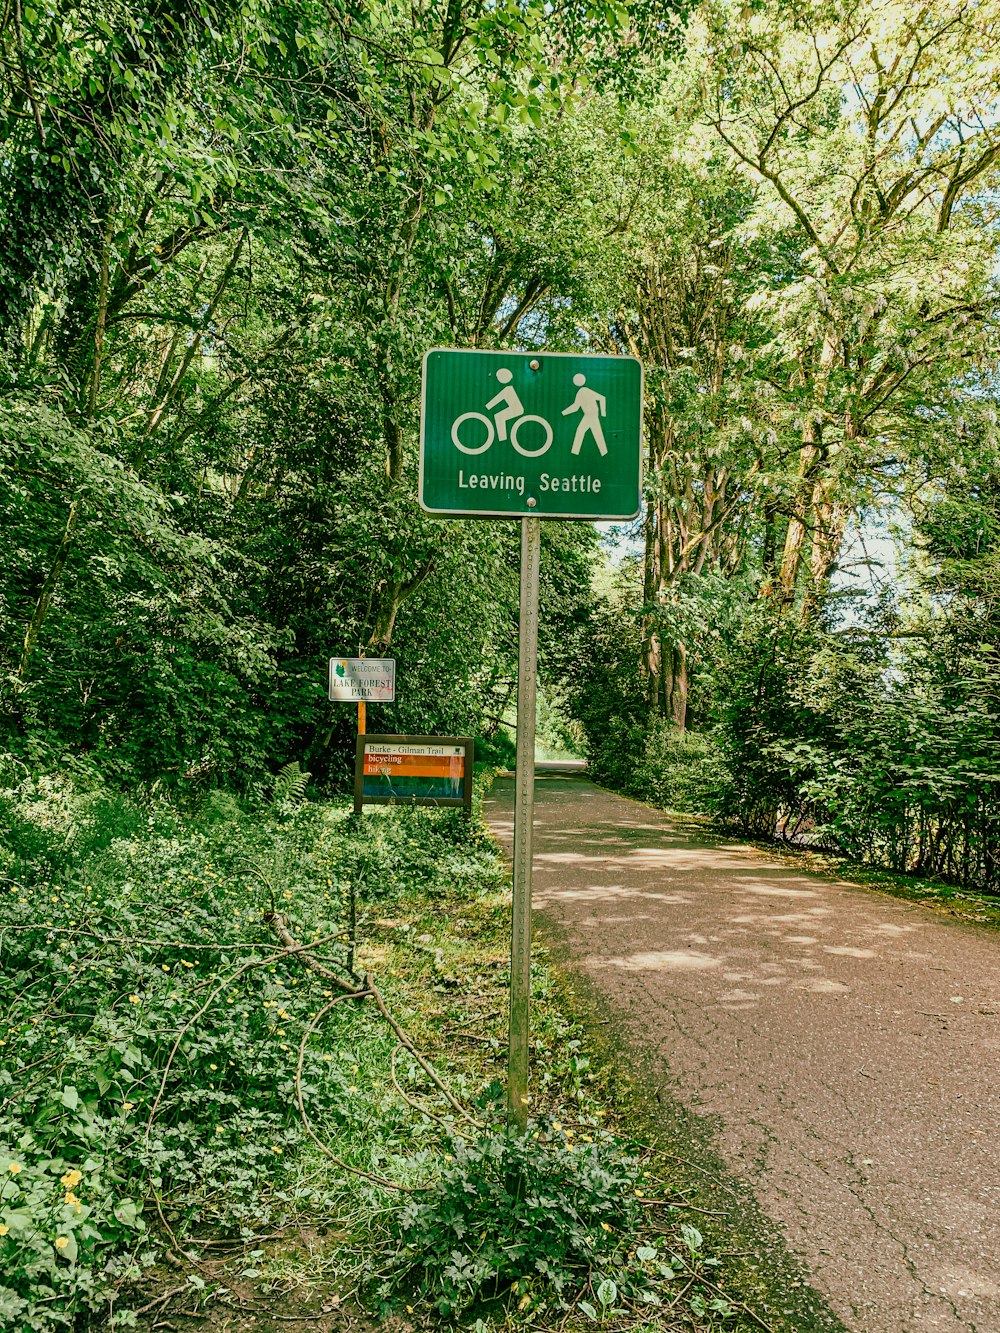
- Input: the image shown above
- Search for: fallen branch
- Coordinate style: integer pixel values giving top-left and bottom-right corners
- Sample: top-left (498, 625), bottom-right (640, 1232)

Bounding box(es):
top-left (144, 932), bottom-right (349, 1145)
top-left (391, 1043), bottom-right (450, 1128)
top-left (676, 1256), bottom-right (778, 1333)
top-left (368, 976), bottom-right (483, 1128)
top-left (293, 990), bottom-right (422, 1192)
top-left (267, 910), bottom-right (482, 1128)
top-left (264, 910), bottom-right (359, 992)
top-left (133, 1284), bottom-right (189, 1317)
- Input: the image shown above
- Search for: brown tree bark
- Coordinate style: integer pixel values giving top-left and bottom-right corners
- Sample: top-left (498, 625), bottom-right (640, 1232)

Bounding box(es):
top-left (16, 499), bottom-right (80, 686)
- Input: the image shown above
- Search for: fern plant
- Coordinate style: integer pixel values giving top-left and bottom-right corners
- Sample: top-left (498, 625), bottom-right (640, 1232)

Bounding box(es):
top-left (272, 761), bottom-right (310, 808)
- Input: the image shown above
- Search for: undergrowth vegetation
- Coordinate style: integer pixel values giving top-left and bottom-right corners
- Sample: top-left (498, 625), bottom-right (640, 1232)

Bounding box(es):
top-left (0, 761), bottom-right (749, 1333)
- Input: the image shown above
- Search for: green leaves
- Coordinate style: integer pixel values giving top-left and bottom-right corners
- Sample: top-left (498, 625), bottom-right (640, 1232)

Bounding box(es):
top-left (391, 1126), bottom-right (646, 1315)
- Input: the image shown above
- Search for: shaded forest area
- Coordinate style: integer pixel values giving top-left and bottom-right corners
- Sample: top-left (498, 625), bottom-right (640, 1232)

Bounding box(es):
top-left (4, 0), bottom-right (1000, 889)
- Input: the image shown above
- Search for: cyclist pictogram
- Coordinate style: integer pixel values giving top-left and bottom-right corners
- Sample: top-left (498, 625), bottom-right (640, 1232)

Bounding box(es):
top-left (451, 368), bottom-right (554, 457)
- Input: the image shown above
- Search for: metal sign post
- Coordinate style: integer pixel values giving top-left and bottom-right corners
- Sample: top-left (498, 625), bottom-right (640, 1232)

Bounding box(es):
top-left (418, 346), bottom-right (643, 1136)
top-left (507, 516), bottom-right (540, 1132)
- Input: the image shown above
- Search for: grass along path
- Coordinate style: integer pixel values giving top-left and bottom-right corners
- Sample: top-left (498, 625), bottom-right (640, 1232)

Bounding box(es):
top-left (1, 767), bottom-right (774, 1333)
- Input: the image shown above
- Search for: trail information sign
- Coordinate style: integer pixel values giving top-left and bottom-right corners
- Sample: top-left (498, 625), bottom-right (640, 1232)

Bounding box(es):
top-left (328, 657), bottom-right (395, 703)
top-left (420, 349), bottom-right (642, 519)
top-left (354, 735), bottom-right (473, 812)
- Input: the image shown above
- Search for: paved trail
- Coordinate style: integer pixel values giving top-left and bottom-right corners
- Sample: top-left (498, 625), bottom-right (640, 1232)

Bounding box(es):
top-left (486, 773), bottom-right (1000, 1333)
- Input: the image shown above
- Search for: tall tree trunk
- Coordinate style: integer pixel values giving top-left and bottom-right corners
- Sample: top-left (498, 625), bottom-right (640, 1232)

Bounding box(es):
top-left (664, 641), bottom-right (687, 730)
top-left (778, 438), bottom-right (818, 600)
top-left (16, 500), bottom-right (80, 686)
top-left (778, 331), bottom-right (840, 600)
top-left (642, 487), bottom-right (664, 713)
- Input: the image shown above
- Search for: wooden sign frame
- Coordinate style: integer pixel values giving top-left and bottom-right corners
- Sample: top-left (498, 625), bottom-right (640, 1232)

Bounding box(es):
top-left (354, 735), bottom-right (474, 813)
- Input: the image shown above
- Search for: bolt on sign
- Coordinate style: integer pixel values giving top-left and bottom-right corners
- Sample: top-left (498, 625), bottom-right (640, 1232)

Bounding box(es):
top-left (419, 349), bottom-right (643, 519)
top-left (354, 735), bottom-right (474, 813)
top-left (328, 657), bottom-right (396, 703)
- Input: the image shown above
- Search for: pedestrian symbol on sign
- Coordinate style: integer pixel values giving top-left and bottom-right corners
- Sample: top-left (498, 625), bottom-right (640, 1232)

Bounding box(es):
top-left (562, 374), bottom-right (608, 456)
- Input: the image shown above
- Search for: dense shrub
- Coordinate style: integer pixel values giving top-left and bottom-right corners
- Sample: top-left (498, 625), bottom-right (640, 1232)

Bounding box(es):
top-left (589, 720), bottom-right (731, 816)
top-left (391, 1128), bottom-right (647, 1317)
top-left (629, 724), bottom-right (731, 815)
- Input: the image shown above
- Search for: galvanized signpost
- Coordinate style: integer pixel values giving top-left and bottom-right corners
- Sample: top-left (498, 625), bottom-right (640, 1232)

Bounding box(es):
top-left (420, 348), bottom-right (643, 1132)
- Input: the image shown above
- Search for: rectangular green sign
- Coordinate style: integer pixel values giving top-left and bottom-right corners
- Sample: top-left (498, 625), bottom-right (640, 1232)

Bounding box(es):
top-left (420, 349), bottom-right (642, 519)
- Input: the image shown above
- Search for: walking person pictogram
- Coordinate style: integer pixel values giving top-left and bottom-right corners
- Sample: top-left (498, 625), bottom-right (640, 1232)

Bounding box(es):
top-left (562, 373), bottom-right (607, 455)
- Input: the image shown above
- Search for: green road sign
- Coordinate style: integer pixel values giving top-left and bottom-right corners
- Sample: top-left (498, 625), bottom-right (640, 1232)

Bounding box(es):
top-left (420, 348), bottom-right (642, 519)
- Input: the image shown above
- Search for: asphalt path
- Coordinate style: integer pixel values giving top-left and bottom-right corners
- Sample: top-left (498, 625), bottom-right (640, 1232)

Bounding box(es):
top-left (485, 772), bottom-right (1000, 1333)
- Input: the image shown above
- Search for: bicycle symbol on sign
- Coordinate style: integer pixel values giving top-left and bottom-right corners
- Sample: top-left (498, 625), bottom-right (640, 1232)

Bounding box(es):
top-left (450, 368), bottom-right (608, 458)
top-left (451, 369), bottom-right (553, 457)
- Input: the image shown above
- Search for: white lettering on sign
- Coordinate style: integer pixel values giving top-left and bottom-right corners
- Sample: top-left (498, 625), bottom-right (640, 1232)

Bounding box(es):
top-left (458, 470), bottom-right (526, 495)
top-left (365, 744), bottom-right (464, 757)
top-left (538, 473), bottom-right (601, 493)
top-left (328, 658), bottom-right (396, 703)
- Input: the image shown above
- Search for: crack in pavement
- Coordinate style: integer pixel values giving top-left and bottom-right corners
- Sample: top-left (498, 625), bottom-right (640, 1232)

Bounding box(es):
top-left (486, 774), bottom-right (1000, 1333)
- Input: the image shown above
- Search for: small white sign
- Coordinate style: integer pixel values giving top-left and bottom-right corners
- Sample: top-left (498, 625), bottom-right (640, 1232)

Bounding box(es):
top-left (328, 657), bottom-right (396, 703)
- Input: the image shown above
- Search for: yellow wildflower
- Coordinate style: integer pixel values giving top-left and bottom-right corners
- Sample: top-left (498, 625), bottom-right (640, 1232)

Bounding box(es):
top-left (0, 1224), bottom-right (9, 1236)
top-left (7, 1162), bottom-right (22, 1175)
top-left (60, 1170), bottom-right (83, 1189)
top-left (55, 1236), bottom-right (69, 1249)
top-left (64, 1192), bottom-right (82, 1212)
